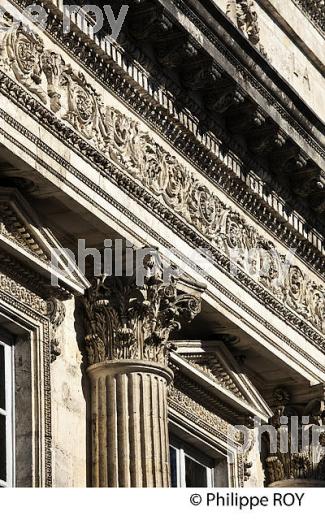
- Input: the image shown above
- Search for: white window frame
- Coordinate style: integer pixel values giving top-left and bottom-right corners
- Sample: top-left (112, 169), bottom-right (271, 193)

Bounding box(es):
top-left (0, 334), bottom-right (15, 488)
top-left (170, 437), bottom-right (215, 488)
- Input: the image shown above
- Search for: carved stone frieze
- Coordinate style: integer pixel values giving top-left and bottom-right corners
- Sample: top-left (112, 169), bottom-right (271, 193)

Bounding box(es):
top-left (0, 20), bottom-right (324, 336)
top-left (0, 268), bottom-right (48, 314)
top-left (83, 253), bottom-right (202, 366)
top-left (0, 16), bottom-right (47, 102)
top-left (168, 384), bottom-right (242, 443)
top-left (9, 0), bottom-right (325, 235)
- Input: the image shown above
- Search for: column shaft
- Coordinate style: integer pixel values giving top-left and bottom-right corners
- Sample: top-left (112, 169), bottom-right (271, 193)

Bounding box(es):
top-left (88, 360), bottom-right (172, 488)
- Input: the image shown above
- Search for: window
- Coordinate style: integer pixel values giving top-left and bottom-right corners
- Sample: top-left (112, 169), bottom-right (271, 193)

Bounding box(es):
top-left (170, 437), bottom-right (215, 487)
top-left (0, 333), bottom-right (14, 488)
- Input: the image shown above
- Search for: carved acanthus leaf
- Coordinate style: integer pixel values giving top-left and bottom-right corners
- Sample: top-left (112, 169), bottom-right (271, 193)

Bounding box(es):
top-left (83, 253), bottom-right (202, 366)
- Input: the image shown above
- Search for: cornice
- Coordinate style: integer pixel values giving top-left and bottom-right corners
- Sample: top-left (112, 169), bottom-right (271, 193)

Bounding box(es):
top-left (6, 0), bottom-right (325, 270)
top-left (172, 0), bottom-right (325, 141)
top-left (0, 187), bottom-right (88, 295)
top-left (170, 350), bottom-right (272, 422)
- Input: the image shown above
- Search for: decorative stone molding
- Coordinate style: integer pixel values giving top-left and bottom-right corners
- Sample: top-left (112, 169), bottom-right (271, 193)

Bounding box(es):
top-left (0, 253), bottom-right (53, 486)
top-left (83, 254), bottom-right (202, 367)
top-left (292, 0), bottom-right (325, 33)
top-left (46, 297), bottom-right (66, 362)
top-left (1, 109), bottom-right (325, 362)
top-left (227, 0), bottom-right (267, 55)
top-left (0, 256), bottom-right (66, 342)
top-left (0, 262), bottom-right (48, 313)
top-left (2, 21), bottom-right (324, 334)
top-left (168, 384), bottom-right (242, 444)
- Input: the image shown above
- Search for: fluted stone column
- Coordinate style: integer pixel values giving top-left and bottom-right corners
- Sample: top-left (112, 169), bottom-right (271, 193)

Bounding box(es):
top-left (88, 360), bottom-right (172, 487)
top-left (83, 254), bottom-right (202, 487)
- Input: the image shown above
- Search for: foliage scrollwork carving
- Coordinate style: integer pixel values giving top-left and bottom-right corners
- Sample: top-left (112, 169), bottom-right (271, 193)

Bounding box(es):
top-left (0, 20), bottom-right (324, 335)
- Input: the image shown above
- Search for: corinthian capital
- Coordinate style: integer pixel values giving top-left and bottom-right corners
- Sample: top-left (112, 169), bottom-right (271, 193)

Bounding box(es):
top-left (83, 253), bottom-right (203, 367)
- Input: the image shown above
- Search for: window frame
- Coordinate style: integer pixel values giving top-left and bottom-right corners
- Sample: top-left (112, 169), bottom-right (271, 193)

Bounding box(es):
top-left (170, 436), bottom-right (215, 488)
top-left (0, 333), bottom-right (15, 488)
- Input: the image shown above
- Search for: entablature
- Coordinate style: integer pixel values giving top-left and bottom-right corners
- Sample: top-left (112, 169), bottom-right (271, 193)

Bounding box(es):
top-left (1, 1), bottom-right (325, 265)
top-left (5, 0), bottom-right (323, 270)
top-left (0, 7), bottom-right (324, 354)
top-left (0, 2), bottom-right (324, 371)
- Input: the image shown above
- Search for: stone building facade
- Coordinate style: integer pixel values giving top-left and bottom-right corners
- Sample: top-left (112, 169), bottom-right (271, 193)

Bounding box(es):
top-left (0, 0), bottom-right (324, 488)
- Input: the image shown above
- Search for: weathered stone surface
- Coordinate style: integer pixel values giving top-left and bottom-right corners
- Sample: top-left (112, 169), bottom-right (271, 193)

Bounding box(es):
top-left (0, 0), bottom-right (324, 489)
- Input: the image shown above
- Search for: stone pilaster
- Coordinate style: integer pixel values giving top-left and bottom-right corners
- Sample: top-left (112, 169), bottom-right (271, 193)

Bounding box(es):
top-left (83, 253), bottom-right (203, 487)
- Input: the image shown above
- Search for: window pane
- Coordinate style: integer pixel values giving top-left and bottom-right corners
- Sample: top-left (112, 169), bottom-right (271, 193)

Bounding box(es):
top-left (185, 456), bottom-right (207, 487)
top-left (169, 447), bottom-right (178, 488)
top-left (0, 413), bottom-right (6, 482)
top-left (0, 345), bottom-right (5, 410)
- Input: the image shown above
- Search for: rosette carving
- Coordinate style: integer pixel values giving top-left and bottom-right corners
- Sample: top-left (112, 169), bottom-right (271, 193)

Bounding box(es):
top-left (61, 68), bottom-right (98, 140)
top-left (83, 253), bottom-right (202, 366)
top-left (0, 19), bottom-right (46, 101)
